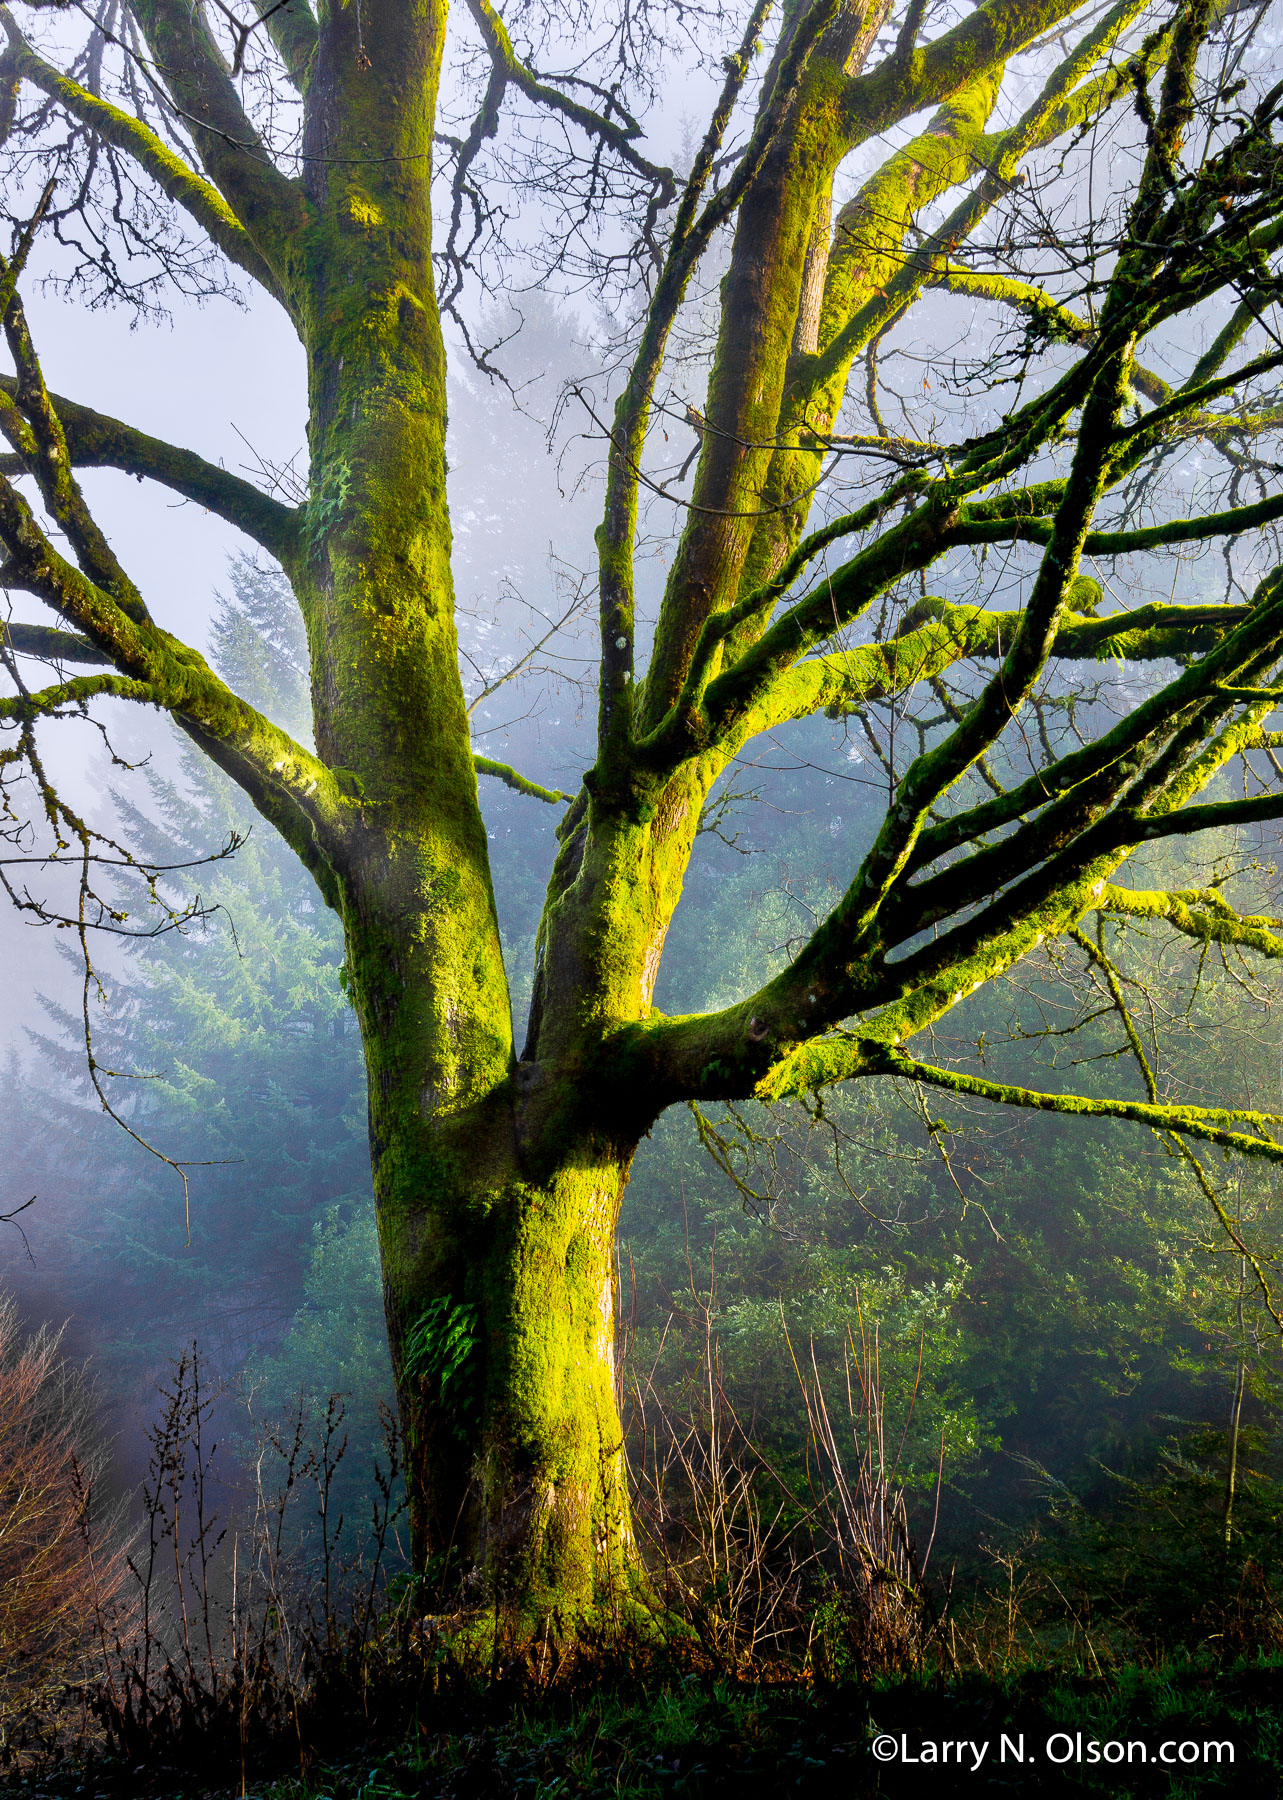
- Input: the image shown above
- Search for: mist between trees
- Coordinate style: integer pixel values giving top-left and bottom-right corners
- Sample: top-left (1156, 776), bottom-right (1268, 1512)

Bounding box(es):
top-left (1, 0), bottom-right (1283, 1713)
top-left (5, 546), bottom-right (1283, 1677)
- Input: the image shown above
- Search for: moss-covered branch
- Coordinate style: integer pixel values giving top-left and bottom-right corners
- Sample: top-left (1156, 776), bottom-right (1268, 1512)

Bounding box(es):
top-left (673, 694), bottom-right (1267, 1080)
top-left (590, 0), bottom-right (782, 778)
top-left (763, 597), bottom-right (1242, 729)
top-left (887, 612), bottom-right (1283, 947)
top-left (0, 669), bottom-right (155, 718)
top-left (864, 709), bottom-right (1283, 1067)
top-left (1096, 883), bottom-right (1283, 956)
top-left (126, 0), bottom-right (310, 284)
top-left (826, 1041), bottom-right (1283, 1168)
top-left (631, 541), bottom-right (1283, 1120)
top-left (925, 263), bottom-right (1172, 405)
top-left (956, 487), bottom-right (1283, 555)
top-left (637, 0), bottom-right (895, 740)
top-left (0, 282), bottom-right (150, 623)
top-left (717, 265), bottom-right (1283, 746)
top-left (807, 315), bottom-right (1137, 940)
top-left (0, 378), bottom-right (302, 564)
top-left (895, 596), bottom-right (1269, 876)
top-left (474, 755), bottom-right (569, 805)
top-left (0, 468), bottom-right (347, 899)
top-left (0, 622), bottom-right (103, 664)
top-left (727, 0), bottom-right (1214, 647)
top-left (841, 0), bottom-right (1105, 149)
top-left (641, 277), bottom-right (1183, 772)
top-left (628, 0), bottom-right (1191, 796)
top-left (0, 8), bottom-right (287, 303)
top-left (797, 0), bottom-right (1159, 403)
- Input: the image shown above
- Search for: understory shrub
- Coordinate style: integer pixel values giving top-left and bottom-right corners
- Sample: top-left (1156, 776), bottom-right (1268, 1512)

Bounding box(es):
top-left (0, 1294), bottom-right (129, 1744)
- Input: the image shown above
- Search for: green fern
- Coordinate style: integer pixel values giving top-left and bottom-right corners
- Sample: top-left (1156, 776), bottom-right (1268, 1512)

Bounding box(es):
top-left (403, 1297), bottom-right (480, 1438)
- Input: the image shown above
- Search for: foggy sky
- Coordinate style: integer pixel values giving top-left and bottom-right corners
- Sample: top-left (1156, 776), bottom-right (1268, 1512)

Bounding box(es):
top-left (1, 281), bottom-right (306, 1044)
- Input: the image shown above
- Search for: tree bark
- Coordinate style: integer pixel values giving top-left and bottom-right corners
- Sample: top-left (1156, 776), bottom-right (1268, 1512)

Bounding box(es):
top-left (365, 1047), bottom-right (638, 1613)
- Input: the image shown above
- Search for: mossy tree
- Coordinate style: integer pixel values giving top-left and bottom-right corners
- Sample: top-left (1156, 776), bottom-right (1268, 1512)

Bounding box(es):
top-left (2, 0), bottom-right (1283, 1621)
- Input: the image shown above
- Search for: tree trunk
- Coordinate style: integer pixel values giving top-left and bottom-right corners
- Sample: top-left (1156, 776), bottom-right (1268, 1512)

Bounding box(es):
top-left (327, 806), bottom-right (639, 1616)
top-left (475, 1153), bottom-right (635, 1611)
top-left (281, 1), bottom-right (639, 1616)
top-left (372, 1086), bottom-right (638, 1617)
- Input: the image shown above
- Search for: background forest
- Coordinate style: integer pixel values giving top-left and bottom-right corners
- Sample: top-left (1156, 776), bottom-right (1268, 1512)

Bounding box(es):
top-left (4, 297), bottom-right (1282, 1685)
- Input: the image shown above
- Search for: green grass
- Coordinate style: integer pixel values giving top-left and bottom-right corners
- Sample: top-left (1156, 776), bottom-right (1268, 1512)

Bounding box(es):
top-left (65, 1658), bottom-right (1267, 1800)
top-left (6, 1643), bottom-right (1282, 1798)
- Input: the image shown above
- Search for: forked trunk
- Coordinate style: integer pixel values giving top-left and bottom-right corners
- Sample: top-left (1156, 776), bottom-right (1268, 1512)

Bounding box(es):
top-left (327, 763), bottom-right (647, 1616)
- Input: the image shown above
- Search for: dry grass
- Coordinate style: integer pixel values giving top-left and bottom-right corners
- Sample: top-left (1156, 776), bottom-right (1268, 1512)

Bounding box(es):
top-left (790, 1319), bottom-right (943, 1676)
top-left (0, 1294), bottom-right (130, 1739)
top-left (626, 1278), bottom-right (941, 1676)
top-left (0, 1283), bottom-right (953, 1784)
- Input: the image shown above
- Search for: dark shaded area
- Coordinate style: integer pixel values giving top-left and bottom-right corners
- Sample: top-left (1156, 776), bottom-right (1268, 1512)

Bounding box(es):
top-left (5, 1657), bottom-right (1281, 1798)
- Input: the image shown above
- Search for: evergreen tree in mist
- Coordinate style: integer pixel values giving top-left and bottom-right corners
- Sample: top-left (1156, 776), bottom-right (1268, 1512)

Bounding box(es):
top-left (0, 556), bottom-right (379, 1422)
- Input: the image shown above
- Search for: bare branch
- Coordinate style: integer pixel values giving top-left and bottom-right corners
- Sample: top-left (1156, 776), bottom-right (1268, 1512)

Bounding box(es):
top-left (0, 6), bottom-right (289, 301)
top-left (462, 0), bottom-right (676, 203)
